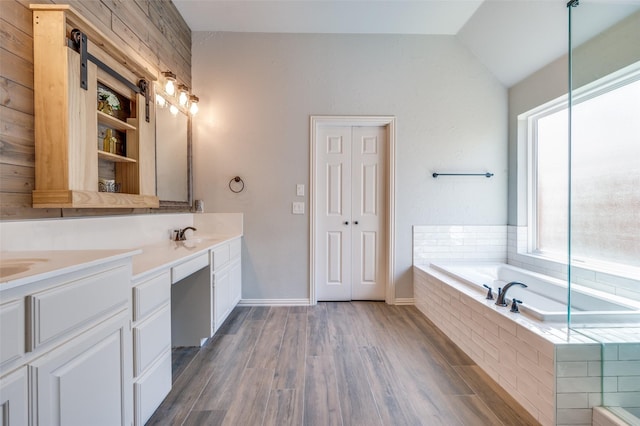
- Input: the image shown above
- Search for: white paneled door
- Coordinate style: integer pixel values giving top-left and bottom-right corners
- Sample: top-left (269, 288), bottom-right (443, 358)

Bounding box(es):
top-left (315, 124), bottom-right (387, 301)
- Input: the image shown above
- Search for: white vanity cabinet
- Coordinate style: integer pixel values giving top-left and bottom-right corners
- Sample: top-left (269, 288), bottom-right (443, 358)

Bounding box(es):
top-left (0, 367), bottom-right (28, 425)
top-left (0, 299), bottom-right (25, 370)
top-left (0, 298), bottom-right (27, 425)
top-left (0, 257), bottom-right (133, 426)
top-left (128, 235), bottom-right (242, 422)
top-left (212, 237), bottom-right (242, 332)
top-left (170, 237), bottom-right (242, 345)
top-left (131, 270), bottom-right (172, 426)
top-left (29, 311), bottom-right (131, 426)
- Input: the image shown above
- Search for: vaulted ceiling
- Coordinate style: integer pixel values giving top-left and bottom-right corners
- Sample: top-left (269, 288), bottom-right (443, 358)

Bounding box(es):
top-left (173, 0), bottom-right (640, 87)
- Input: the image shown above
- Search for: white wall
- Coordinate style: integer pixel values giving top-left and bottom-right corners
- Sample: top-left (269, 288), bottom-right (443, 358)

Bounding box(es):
top-left (191, 32), bottom-right (507, 300)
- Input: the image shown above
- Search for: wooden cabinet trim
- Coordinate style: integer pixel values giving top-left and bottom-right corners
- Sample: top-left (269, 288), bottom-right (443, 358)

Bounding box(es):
top-left (30, 4), bottom-right (157, 82)
top-left (30, 5), bottom-right (159, 209)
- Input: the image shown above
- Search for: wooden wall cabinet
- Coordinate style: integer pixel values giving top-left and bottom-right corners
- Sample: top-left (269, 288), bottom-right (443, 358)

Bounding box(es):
top-left (30, 5), bottom-right (159, 208)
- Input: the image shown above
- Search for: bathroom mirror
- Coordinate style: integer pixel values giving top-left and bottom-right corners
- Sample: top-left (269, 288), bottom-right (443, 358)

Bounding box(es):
top-left (155, 88), bottom-right (192, 207)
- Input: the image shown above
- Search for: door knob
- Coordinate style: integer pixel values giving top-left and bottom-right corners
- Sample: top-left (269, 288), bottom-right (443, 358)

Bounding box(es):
top-left (344, 221), bottom-right (349, 225)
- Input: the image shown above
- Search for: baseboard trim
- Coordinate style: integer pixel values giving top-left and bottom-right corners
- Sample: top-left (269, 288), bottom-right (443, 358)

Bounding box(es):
top-left (238, 298), bottom-right (311, 306)
top-left (394, 298), bottom-right (415, 305)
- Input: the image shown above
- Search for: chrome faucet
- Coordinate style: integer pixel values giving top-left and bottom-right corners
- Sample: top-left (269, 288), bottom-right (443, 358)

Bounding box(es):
top-left (495, 281), bottom-right (527, 307)
top-left (174, 226), bottom-right (197, 241)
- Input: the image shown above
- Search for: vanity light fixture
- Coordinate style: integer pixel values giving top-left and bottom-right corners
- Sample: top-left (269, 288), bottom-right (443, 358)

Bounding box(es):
top-left (189, 95), bottom-right (199, 115)
top-left (169, 104), bottom-right (179, 116)
top-left (162, 71), bottom-right (176, 96)
top-left (178, 84), bottom-right (189, 107)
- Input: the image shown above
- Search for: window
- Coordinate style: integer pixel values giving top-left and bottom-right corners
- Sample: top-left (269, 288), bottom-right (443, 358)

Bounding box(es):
top-left (527, 67), bottom-right (640, 269)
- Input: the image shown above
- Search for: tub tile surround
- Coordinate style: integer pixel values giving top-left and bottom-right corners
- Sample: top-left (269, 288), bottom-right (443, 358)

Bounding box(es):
top-left (414, 266), bottom-right (557, 425)
top-left (413, 225), bottom-right (508, 263)
top-left (413, 225), bottom-right (640, 425)
top-left (556, 337), bottom-right (640, 426)
top-left (574, 329), bottom-right (640, 411)
top-left (415, 264), bottom-right (640, 426)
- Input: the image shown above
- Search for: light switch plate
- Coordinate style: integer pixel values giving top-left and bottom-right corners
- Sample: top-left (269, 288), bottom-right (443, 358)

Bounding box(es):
top-left (292, 202), bottom-right (305, 214)
top-left (296, 184), bottom-right (305, 197)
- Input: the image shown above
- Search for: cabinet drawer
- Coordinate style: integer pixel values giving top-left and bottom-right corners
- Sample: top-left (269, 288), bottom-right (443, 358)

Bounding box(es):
top-left (133, 305), bottom-right (171, 377)
top-left (172, 253), bottom-right (209, 284)
top-left (29, 264), bottom-right (129, 351)
top-left (133, 271), bottom-right (170, 321)
top-left (0, 299), bottom-right (25, 367)
top-left (134, 349), bottom-right (171, 426)
top-left (230, 238), bottom-right (241, 259)
top-left (212, 244), bottom-right (230, 270)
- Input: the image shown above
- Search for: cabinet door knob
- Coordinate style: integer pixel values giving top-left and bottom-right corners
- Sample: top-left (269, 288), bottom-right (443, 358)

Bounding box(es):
top-left (354, 221), bottom-right (359, 225)
top-left (344, 221), bottom-right (349, 225)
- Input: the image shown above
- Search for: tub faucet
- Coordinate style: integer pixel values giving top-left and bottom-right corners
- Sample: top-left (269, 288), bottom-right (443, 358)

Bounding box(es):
top-left (482, 284), bottom-right (494, 300)
top-left (174, 226), bottom-right (197, 241)
top-left (495, 281), bottom-right (527, 307)
top-left (510, 298), bottom-right (523, 313)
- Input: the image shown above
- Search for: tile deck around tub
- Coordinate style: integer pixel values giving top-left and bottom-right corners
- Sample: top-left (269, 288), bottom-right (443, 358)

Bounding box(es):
top-left (575, 327), bottom-right (640, 344)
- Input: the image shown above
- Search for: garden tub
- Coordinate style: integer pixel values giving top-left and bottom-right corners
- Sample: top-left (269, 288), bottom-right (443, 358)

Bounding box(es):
top-left (429, 262), bottom-right (640, 324)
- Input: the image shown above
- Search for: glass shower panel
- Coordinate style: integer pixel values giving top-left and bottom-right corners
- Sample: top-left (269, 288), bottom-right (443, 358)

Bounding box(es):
top-left (569, 1), bottom-right (640, 422)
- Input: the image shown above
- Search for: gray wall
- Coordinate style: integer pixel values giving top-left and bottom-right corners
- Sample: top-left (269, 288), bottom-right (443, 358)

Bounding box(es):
top-left (508, 11), bottom-right (640, 226)
top-left (191, 32), bottom-right (507, 301)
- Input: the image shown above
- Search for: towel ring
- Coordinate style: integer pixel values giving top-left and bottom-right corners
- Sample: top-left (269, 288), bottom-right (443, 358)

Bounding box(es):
top-left (229, 176), bottom-right (245, 193)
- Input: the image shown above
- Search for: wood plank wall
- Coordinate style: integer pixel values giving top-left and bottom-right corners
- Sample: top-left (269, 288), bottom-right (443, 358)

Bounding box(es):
top-left (0, 0), bottom-right (192, 219)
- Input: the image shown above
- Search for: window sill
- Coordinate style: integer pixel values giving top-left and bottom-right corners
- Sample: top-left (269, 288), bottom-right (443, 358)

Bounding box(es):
top-left (515, 250), bottom-right (640, 282)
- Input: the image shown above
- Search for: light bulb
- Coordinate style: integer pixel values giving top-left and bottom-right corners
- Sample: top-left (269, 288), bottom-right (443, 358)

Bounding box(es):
top-left (169, 104), bottom-right (179, 116)
top-left (179, 91), bottom-right (188, 106)
top-left (189, 95), bottom-right (199, 115)
top-left (178, 85), bottom-right (189, 107)
top-left (162, 71), bottom-right (176, 96)
top-left (165, 80), bottom-right (175, 96)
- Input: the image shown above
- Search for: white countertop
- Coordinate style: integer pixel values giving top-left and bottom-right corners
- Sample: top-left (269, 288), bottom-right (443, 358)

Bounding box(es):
top-left (0, 233), bottom-right (242, 291)
top-left (0, 249), bottom-right (141, 291)
top-left (131, 234), bottom-right (241, 279)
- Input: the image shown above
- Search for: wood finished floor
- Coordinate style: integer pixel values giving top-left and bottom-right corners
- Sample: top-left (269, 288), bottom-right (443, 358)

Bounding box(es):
top-left (148, 302), bottom-right (541, 426)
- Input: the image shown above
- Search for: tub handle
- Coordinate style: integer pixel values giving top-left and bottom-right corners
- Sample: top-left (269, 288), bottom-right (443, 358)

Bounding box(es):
top-left (482, 284), bottom-right (494, 300)
top-left (510, 299), bottom-right (522, 313)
